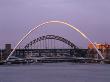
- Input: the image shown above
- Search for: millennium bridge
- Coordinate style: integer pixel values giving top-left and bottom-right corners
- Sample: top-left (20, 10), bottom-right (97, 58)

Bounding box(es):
top-left (0, 35), bottom-right (105, 64)
top-left (1, 21), bottom-right (109, 64)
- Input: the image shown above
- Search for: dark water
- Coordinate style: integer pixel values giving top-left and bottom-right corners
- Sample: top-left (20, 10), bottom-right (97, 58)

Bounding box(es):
top-left (0, 63), bottom-right (110, 82)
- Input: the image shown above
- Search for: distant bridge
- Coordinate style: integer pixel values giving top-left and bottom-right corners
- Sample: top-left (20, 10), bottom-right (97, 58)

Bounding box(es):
top-left (13, 35), bottom-right (87, 59)
top-left (24, 35), bottom-right (79, 49)
top-left (5, 20), bottom-right (105, 64)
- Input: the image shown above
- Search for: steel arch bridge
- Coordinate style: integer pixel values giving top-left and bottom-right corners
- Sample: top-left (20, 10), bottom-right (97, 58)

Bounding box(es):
top-left (13, 35), bottom-right (87, 59)
top-left (24, 35), bottom-right (79, 49)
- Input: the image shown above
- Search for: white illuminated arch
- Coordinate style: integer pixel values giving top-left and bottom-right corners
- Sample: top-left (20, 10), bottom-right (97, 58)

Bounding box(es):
top-left (6, 21), bottom-right (104, 61)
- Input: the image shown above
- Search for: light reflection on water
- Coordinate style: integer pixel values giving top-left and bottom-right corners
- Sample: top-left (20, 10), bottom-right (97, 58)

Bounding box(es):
top-left (0, 63), bottom-right (110, 82)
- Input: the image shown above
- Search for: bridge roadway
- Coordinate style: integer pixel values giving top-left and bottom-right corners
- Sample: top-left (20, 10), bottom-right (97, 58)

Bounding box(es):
top-left (35, 57), bottom-right (102, 63)
top-left (11, 49), bottom-right (102, 63)
top-left (14, 49), bottom-right (88, 58)
top-left (0, 49), bottom-right (106, 64)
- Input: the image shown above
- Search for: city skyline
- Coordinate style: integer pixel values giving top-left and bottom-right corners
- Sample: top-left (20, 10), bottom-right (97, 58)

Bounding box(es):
top-left (0, 0), bottom-right (110, 48)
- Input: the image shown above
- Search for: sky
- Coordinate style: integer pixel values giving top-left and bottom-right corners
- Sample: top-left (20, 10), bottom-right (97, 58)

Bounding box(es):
top-left (0, 0), bottom-right (110, 48)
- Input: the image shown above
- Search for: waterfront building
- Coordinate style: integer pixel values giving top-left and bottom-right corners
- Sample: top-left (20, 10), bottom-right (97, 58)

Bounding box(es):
top-left (88, 43), bottom-right (110, 59)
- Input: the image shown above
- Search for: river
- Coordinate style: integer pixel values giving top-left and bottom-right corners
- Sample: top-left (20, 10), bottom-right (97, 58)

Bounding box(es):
top-left (0, 63), bottom-right (110, 82)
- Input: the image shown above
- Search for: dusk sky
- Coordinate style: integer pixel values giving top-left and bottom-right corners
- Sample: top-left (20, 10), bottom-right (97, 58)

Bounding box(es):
top-left (0, 0), bottom-right (110, 48)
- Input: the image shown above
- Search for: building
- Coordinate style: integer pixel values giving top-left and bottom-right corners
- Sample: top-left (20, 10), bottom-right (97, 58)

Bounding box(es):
top-left (88, 43), bottom-right (110, 49)
top-left (0, 44), bottom-right (12, 61)
top-left (88, 43), bottom-right (110, 59)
